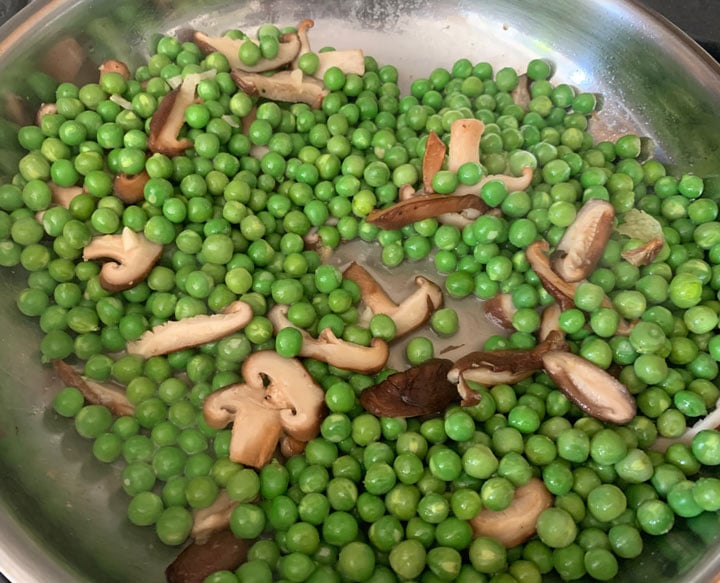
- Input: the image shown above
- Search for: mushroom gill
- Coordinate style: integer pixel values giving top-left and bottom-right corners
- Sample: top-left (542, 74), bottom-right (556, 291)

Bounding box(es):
top-left (148, 72), bottom-right (202, 156)
top-left (541, 350), bottom-right (636, 424)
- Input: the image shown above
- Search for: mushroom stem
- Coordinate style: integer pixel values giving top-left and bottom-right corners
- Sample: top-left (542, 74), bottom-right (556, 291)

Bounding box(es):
top-left (268, 304), bottom-right (389, 373)
top-left (126, 301), bottom-right (254, 357)
top-left (343, 262), bottom-right (443, 337)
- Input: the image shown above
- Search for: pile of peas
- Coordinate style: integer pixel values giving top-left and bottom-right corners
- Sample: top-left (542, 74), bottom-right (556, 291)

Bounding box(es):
top-left (4, 19), bottom-right (720, 583)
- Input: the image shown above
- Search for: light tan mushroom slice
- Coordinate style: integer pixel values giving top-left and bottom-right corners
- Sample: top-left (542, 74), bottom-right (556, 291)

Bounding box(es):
top-left (551, 198), bottom-right (615, 283)
top-left (268, 305), bottom-right (389, 373)
top-left (53, 359), bottom-right (134, 417)
top-left (422, 131), bottom-right (447, 194)
top-left (447, 118), bottom-right (484, 172)
top-left (242, 351), bottom-right (325, 442)
top-left (621, 236), bottom-right (664, 267)
top-left (232, 69), bottom-right (328, 108)
top-left (366, 193), bottom-right (490, 230)
top-left (483, 293), bottom-right (516, 330)
top-left (343, 262), bottom-right (443, 337)
top-left (193, 31), bottom-right (301, 72)
top-left (470, 478), bottom-right (553, 548)
top-left (542, 350), bottom-right (636, 424)
top-left (293, 19), bottom-right (315, 68)
top-left (114, 170), bottom-right (149, 204)
top-left (313, 49), bottom-right (365, 79)
top-left (651, 399), bottom-right (720, 452)
top-left (127, 301), bottom-right (253, 357)
top-left (49, 183), bottom-right (84, 208)
top-left (36, 102), bottom-right (58, 126)
top-left (148, 73), bottom-right (200, 156)
top-left (99, 59), bottom-right (131, 81)
top-left (458, 166), bottom-right (535, 195)
top-left (191, 490), bottom-right (237, 543)
top-left (203, 382), bottom-right (284, 468)
top-left (83, 227), bottom-right (163, 292)
top-left (539, 303), bottom-right (564, 342)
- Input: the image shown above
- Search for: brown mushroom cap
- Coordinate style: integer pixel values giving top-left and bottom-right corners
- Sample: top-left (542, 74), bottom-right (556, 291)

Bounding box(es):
top-left (359, 359), bottom-right (458, 417)
top-left (366, 193), bottom-right (490, 230)
top-left (148, 73), bottom-right (200, 156)
top-left (422, 131), bottom-right (447, 193)
top-left (53, 359), bottom-right (134, 417)
top-left (193, 31), bottom-right (301, 73)
top-left (268, 305), bottom-right (389, 373)
top-left (551, 198), bottom-right (615, 282)
top-left (542, 350), bottom-right (637, 424)
top-left (113, 170), bottom-right (149, 204)
top-left (165, 528), bottom-right (250, 583)
top-left (470, 478), bottom-right (553, 548)
top-left (127, 301), bottom-right (253, 357)
top-left (82, 227), bottom-right (163, 292)
top-left (231, 69), bottom-right (327, 108)
top-left (343, 262), bottom-right (443, 338)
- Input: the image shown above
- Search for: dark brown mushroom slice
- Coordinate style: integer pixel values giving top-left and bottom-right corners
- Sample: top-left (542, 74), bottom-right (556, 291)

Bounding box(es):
top-left (542, 350), bottom-right (636, 424)
top-left (422, 130), bottom-right (446, 193)
top-left (231, 69), bottom-right (327, 108)
top-left (551, 199), bottom-right (615, 282)
top-left (359, 359), bottom-right (457, 417)
top-left (621, 236), bottom-right (664, 267)
top-left (539, 303), bottom-right (564, 342)
top-left (148, 73), bottom-right (200, 156)
top-left (366, 193), bottom-right (490, 230)
top-left (53, 359), bottom-right (134, 417)
top-left (483, 293), bottom-right (516, 330)
top-left (165, 529), bottom-right (250, 583)
top-left (113, 170), bottom-right (149, 204)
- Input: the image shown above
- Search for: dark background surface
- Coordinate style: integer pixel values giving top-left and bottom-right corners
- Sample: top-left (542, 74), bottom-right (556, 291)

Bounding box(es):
top-left (0, 1), bottom-right (717, 583)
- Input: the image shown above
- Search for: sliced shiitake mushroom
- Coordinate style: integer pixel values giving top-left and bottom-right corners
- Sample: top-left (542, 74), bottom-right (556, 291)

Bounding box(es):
top-left (366, 193), bottom-right (490, 230)
top-left (165, 528), bottom-right (250, 583)
top-left (542, 350), bottom-right (636, 424)
top-left (470, 478), bottom-right (553, 548)
top-left (422, 131), bottom-right (446, 193)
top-left (231, 69), bottom-right (327, 108)
top-left (621, 236), bottom-right (664, 266)
top-left (359, 359), bottom-right (457, 417)
top-left (551, 198), bottom-right (615, 282)
top-left (483, 293), bottom-right (516, 330)
top-left (53, 359), bottom-right (134, 417)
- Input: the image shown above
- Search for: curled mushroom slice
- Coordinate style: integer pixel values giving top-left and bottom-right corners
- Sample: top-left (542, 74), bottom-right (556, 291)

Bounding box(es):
top-left (458, 166), bottom-right (535, 198)
top-left (113, 170), bottom-right (149, 204)
top-left (83, 227), bottom-right (163, 292)
top-left (542, 350), bottom-right (636, 424)
top-left (193, 31), bottom-right (301, 73)
top-left (232, 69), bottom-right (327, 108)
top-left (483, 293), bottom-right (516, 330)
top-left (423, 131), bottom-right (447, 193)
top-left (359, 359), bottom-right (457, 417)
top-left (526, 239), bottom-right (590, 311)
top-left (551, 198), bottom-right (615, 282)
top-left (53, 359), bottom-right (134, 417)
top-left (470, 478), bottom-right (553, 548)
top-left (127, 301), bottom-right (253, 357)
top-left (148, 73), bottom-right (201, 156)
top-left (165, 528), bottom-right (250, 583)
top-left (191, 490), bottom-right (237, 543)
top-left (292, 19), bottom-right (365, 78)
top-left (651, 399), bottom-right (720, 452)
top-left (366, 193), bottom-right (490, 230)
top-left (448, 332), bottom-right (568, 406)
top-left (447, 118), bottom-right (484, 172)
top-left (343, 262), bottom-right (443, 337)
top-left (268, 304), bottom-right (389, 373)
top-left (99, 59), bottom-right (131, 81)
top-left (621, 236), bottom-right (664, 267)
